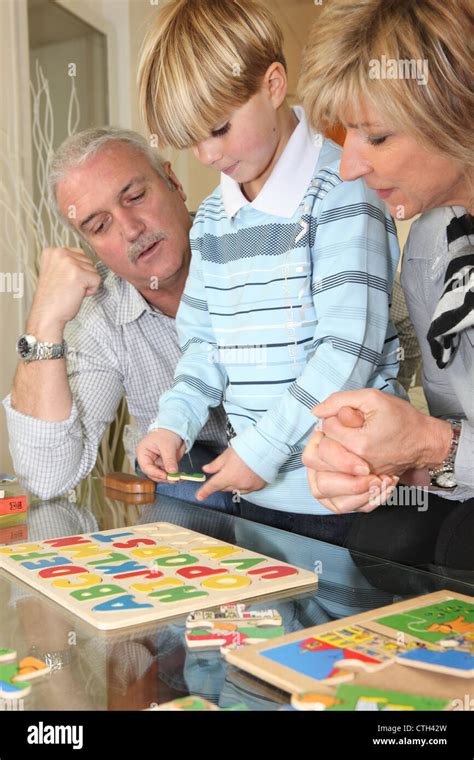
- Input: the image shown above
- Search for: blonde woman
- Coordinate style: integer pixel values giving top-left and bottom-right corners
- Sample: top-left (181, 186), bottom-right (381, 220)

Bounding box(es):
top-left (300, 0), bottom-right (473, 568)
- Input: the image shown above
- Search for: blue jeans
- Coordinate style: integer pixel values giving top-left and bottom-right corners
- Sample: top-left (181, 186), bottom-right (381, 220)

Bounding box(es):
top-left (234, 499), bottom-right (357, 546)
top-left (135, 442), bottom-right (236, 514)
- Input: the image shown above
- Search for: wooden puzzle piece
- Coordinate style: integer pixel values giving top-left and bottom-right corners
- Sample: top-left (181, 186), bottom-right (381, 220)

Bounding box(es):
top-left (186, 605), bottom-right (282, 628)
top-left (185, 621), bottom-right (285, 652)
top-left (291, 685), bottom-right (450, 712)
top-left (0, 648), bottom-right (16, 663)
top-left (314, 625), bottom-right (424, 666)
top-left (0, 652), bottom-right (51, 699)
top-left (148, 696), bottom-right (219, 711)
top-left (0, 668), bottom-right (31, 699)
top-left (375, 599), bottom-right (474, 644)
top-left (166, 472), bottom-right (206, 483)
top-left (147, 696), bottom-right (248, 711)
top-left (13, 656), bottom-right (51, 682)
top-left (396, 647), bottom-right (474, 678)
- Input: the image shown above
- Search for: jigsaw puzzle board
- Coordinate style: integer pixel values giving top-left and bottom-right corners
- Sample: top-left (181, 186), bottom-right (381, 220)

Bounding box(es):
top-left (226, 591), bottom-right (474, 701)
top-left (0, 522), bottom-right (316, 630)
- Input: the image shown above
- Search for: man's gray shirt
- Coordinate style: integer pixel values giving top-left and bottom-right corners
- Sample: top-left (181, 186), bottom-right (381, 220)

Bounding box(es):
top-left (3, 263), bottom-right (227, 498)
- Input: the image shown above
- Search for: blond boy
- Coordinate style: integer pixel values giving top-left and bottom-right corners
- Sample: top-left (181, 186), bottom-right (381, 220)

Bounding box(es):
top-left (136, 0), bottom-right (402, 536)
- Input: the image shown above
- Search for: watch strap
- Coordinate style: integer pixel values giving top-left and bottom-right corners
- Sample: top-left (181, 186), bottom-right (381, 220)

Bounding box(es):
top-left (33, 341), bottom-right (67, 361)
top-left (429, 419), bottom-right (462, 488)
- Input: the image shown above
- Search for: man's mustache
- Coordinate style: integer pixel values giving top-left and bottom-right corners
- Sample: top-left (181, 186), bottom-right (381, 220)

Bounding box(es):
top-left (128, 232), bottom-right (167, 263)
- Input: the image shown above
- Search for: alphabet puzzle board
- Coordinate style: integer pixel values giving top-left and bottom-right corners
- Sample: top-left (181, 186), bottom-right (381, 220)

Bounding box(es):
top-left (226, 591), bottom-right (474, 700)
top-left (0, 522), bottom-right (316, 630)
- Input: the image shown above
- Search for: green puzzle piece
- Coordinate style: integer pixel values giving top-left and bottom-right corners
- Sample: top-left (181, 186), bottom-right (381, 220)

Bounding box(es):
top-left (376, 600), bottom-right (474, 643)
top-left (0, 663), bottom-right (31, 697)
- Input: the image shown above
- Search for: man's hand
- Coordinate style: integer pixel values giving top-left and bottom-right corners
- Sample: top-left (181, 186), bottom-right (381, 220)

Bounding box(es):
top-left (136, 429), bottom-right (185, 481)
top-left (313, 389), bottom-right (452, 475)
top-left (27, 247), bottom-right (102, 337)
top-left (196, 447), bottom-right (267, 502)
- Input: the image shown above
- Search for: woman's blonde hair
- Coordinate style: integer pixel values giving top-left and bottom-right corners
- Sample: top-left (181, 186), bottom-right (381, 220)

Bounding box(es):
top-left (138, 0), bottom-right (286, 149)
top-left (299, 0), bottom-right (473, 168)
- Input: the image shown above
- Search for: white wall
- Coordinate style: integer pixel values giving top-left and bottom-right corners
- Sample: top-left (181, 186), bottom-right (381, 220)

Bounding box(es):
top-left (0, 0), bottom-right (33, 473)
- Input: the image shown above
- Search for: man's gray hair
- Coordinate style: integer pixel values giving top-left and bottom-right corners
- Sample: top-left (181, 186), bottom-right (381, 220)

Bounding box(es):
top-left (48, 127), bottom-right (172, 226)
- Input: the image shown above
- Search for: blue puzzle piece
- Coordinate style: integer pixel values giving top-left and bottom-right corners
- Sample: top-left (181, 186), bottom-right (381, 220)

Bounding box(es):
top-left (398, 648), bottom-right (474, 674)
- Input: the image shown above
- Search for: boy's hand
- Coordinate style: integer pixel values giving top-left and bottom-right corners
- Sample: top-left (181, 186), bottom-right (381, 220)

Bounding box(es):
top-left (196, 448), bottom-right (266, 502)
top-left (136, 429), bottom-right (185, 481)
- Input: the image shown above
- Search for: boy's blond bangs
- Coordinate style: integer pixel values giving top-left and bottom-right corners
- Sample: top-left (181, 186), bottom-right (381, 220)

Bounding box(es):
top-left (138, 0), bottom-right (286, 150)
top-left (299, 0), bottom-right (473, 168)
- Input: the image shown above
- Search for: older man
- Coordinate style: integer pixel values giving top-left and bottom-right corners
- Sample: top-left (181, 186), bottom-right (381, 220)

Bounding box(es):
top-left (3, 128), bottom-right (227, 503)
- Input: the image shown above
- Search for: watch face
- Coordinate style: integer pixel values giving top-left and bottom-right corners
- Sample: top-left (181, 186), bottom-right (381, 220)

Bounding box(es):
top-left (435, 472), bottom-right (457, 489)
top-left (16, 334), bottom-right (36, 359)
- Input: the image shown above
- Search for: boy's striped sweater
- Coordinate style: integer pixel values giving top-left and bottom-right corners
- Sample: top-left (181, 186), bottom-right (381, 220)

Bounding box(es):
top-left (153, 137), bottom-right (403, 514)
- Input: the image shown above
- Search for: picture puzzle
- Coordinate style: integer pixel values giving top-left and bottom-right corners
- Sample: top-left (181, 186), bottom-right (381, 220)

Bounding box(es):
top-left (226, 591), bottom-right (474, 698)
top-left (0, 522), bottom-right (316, 630)
top-left (291, 685), bottom-right (450, 712)
top-left (184, 604), bottom-right (284, 654)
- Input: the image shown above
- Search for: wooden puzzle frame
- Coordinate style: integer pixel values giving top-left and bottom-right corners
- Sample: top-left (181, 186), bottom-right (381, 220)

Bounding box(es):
top-left (0, 522), bottom-right (317, 630)
top-left (226, 591), bottom-right (474, 702)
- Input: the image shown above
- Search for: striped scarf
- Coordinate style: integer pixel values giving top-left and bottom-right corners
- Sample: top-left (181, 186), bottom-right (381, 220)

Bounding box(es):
top-left (427, 212), bottom-right (474, 369)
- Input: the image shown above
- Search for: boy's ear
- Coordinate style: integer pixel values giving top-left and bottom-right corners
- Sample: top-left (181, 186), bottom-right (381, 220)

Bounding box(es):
top-left (264, 62), bottom-right (288, 109)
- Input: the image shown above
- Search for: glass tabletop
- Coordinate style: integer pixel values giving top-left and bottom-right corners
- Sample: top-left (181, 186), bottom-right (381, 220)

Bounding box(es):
top-left (0, 477), bottom-right (472, 712)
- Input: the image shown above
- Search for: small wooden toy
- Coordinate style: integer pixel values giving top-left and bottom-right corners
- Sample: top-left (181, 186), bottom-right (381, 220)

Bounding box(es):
top-left (226, 591), bottom-right (474, 697)
top-left (186, 605), bottom-right (282, 627)
top-left (166, 472), bottom-right (206, 483)
top-left (0, 522), bottom-right (316, 630)
top-left (0, 652), bottom-right (50, 699)
top-left (0, 491), bottom-right (27, 517)
top-left (104, 487), bottom-right (156, 506)
top-left (103, 473), bottom-right (155, 494)
top-left (0, 519), bottom-right (28, 545)
top-left (185, 620), bottom-right (285, 653)
top-left (291, 685), bottom-right (450, 712)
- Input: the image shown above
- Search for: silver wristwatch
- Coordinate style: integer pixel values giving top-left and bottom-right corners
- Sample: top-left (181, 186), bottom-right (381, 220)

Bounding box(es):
top-left (429, 419), bottom-right (462, 489)
top-left (16, 334), bottom-right (67, 363)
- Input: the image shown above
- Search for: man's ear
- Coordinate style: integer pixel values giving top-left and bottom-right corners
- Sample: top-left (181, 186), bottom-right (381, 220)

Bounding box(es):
top-left (163, 162), bottom-right (187, 202)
